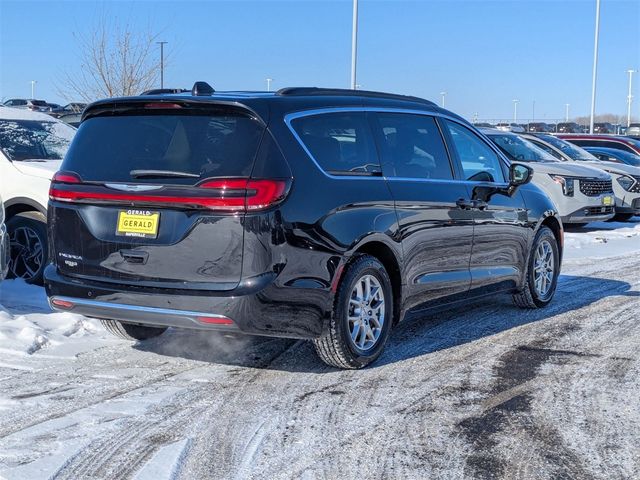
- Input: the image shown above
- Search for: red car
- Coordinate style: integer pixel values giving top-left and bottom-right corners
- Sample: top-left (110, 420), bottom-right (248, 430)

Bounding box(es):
top-left (558, 134), bottom-right (640, 155)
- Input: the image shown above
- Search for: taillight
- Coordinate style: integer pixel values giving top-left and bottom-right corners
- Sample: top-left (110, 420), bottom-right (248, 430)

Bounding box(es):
top-left (52, 171), bottom-right (82, 184)
top-left (199, 179), bottom-right (289, 211)
top-left (49, 176), bottom-right (290, 213)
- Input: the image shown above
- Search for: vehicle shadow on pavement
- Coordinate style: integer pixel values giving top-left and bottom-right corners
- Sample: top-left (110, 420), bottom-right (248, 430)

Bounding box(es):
top-left (134, 274), bottom-right (637, 372)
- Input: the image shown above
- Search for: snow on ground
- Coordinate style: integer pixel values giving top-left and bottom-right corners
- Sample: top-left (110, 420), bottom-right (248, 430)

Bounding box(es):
top-left (0, 217), bottom-right (638, 479)
top-left (0, 280), bottom-right (116, 359)
top-left (564, 218), bottom-right (640, 262)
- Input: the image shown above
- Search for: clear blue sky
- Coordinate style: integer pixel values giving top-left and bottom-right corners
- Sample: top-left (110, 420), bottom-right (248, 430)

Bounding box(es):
top-left (1, 0), bottom-right (638, 121)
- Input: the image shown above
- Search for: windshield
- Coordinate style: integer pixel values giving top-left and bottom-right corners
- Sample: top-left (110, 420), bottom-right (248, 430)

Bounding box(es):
top-left (0, 119), bottom-right (75, 161)
top-left (488, 134), bottom-right (558, 162)
top-left (539, 135), bottom-right (599, 161)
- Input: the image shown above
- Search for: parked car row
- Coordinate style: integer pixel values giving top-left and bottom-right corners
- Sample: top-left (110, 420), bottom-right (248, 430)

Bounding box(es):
top-left (2, 99), bottom-right (87, 127)
top-left (1, 85), bottom-right (639, 368)
top-left (475, 121), bottom-right (639, 136)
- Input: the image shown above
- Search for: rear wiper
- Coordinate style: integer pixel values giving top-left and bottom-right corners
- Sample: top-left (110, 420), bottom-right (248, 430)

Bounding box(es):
top-left (130, 169), bottom-right (200, 179)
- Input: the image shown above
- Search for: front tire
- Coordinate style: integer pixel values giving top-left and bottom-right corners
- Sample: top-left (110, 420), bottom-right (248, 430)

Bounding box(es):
top-left (313, 255), bottom-right (394, 369)
top-left (513, 226), bottom-right (560, 309)
top-left (101, 319), bottom-right (167, 341)
top-left (6, 212), bottom-right (48, 285)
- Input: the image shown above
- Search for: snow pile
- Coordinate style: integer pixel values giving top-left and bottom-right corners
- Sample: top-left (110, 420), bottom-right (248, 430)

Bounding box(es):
top-left (564, 218), bottom-right (640, 261)
top-left (0, 280), bottom-right (113, 358)
top-left (0, 309), bottom-right (106, 356)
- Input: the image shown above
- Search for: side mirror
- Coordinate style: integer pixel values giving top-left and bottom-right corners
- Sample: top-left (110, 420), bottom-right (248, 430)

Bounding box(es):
top-left (509, 163), bottom-right (533, 187)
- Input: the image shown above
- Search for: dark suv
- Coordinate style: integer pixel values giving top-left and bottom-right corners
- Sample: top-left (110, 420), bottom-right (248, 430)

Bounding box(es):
top-left (45, 84), bottom-right (563, 369)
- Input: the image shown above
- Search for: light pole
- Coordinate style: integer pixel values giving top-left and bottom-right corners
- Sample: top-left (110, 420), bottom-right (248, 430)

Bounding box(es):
top-left (589, 0), bottom-right (601, 134)
top-left (30, 80), bottom-right (37, 99)
top-left (266, 78), bottom-right (273, 92)
top-left (565, 103), bottom-right (570, 122)
top-left (626, 69), bottom-right (637, 128)
top-left (532, 100), bottom-right (536, 123)
top-left (512, 99), bottom-right (519, 123)
top-left (350, 0), bottom-right (358, 90)
top-left (157, 41), bottom-right (168, 89)
top-left (440, 91), bottom-right (447, 108)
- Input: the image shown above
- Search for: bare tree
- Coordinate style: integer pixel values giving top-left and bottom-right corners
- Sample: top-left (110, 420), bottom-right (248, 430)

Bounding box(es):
top-left (57, 17), bottom-right (162, 102)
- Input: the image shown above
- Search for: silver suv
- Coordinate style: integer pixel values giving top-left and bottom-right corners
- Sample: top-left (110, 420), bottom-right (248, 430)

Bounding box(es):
top-left (482, 129), bottom-right (615, 224)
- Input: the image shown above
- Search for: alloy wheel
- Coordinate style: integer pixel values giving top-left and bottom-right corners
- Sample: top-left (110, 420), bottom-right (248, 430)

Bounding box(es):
top-left (533, 239), bottom-right (555, 298)
top-left (348, 274), bottom-right (385, 351)
top-left (9, 226), bottom-right (43, 280)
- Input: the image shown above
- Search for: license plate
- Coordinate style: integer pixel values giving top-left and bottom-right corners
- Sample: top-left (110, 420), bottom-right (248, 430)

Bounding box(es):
top-left (602, 196), bottom-right (614, 206)
top-left (116, 210), bottom-right (160, 238)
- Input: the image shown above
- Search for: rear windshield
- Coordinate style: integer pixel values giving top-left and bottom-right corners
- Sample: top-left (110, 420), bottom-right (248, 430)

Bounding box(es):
top-left (63, 113), bottom-right (264, 184)
top-left (31, 100), bottom-right (49, 107)
top-left (0, 120), bottom-right (75, 161)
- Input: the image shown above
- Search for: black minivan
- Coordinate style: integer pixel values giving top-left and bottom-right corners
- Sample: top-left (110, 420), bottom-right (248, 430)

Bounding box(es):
top-left (46, 84), bottom-right (563, 369)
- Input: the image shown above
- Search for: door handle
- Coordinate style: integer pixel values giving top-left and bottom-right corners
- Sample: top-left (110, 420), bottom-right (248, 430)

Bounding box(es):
top-left (456, 198), bottom-right (488, 210)
top-left (472, 199), bottom-right (488, 210)
top-left (456, 198), bottom-right (475, 210)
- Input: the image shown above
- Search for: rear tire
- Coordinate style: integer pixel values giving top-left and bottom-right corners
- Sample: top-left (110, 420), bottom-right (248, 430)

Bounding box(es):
top-left (6, 212), bottom-right (48, 285)
top-left (513, 226), bottom-right (560, 309)
top-left (101, 319), bottom-right (167, 341)
top-left (313, 255), bottom-right (393, 369)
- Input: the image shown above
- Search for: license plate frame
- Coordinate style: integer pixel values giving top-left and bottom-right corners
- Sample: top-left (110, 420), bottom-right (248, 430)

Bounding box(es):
top-left (116, 210), bottom-right (160, 239)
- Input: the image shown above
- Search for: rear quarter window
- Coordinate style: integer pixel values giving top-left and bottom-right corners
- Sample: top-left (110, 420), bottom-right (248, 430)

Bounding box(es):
top-left (290, 112), bottom-right (380, 175)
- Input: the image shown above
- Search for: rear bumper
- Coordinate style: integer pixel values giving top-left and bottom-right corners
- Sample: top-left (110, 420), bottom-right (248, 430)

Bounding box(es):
top-left (0, 224), bottom-right (8, 280)
top-left (44, 265), bottom-right (330, 340)
top-left (49, 296), bottom-right (241, 332)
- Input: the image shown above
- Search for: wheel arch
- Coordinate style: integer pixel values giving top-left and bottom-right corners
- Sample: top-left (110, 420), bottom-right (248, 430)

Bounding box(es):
top-left (4, 197), bottom-right (47, 220)
top-left (539, 213), bottom-right (564, 264)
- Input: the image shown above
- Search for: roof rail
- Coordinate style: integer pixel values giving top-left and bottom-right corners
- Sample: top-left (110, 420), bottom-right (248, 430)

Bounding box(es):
top-left (276, 87), bottom-right (437, 107)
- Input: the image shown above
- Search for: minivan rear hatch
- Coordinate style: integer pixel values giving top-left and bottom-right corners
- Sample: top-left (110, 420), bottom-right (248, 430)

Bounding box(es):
top-left (49, 101), bottom-right (285, 290)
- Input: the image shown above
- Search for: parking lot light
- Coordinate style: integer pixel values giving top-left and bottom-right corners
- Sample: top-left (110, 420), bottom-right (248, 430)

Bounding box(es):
top-left (627, 69), bottom-right (637, 128)
top-left (513, 99), bottom-right (519, 123)
top-left (589, 0), bottom-right (601, 134)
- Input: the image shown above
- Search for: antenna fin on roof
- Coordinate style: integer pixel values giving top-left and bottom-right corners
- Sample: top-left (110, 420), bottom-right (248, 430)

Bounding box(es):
top-left (192, 81), bottom-right (215, 96)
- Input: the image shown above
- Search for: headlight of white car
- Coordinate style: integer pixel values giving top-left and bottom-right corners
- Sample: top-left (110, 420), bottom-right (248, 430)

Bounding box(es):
top-left (616, 175), bottom-right (635, 192)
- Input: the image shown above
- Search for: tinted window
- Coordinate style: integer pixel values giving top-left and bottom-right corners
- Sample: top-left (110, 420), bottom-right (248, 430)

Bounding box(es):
top-left (63, 113), bottom-right (264, 184)
top-left (374, 113), bottom-right (452, 180)
top-left (291, 112), bottom-right (379, 175)
top-left (0, 120), bottom-right (75, 161)
top-left (444, 121), bottom-right (505, 182)
top-left (542, 136), bottom-right (598, 161)
top-left (488, 134), bottom-right (558, 163)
